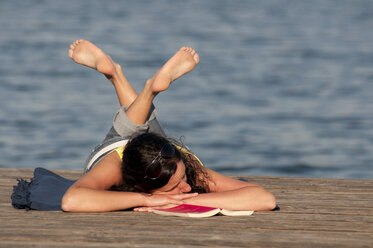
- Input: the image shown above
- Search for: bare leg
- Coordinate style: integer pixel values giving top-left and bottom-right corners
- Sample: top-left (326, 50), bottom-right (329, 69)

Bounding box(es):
top-left (125, 47), bottom-right (200, 125)
top-left (69, 41), bottom-right (199, 125)
top-left (68, 39), bottom-right (137, 107)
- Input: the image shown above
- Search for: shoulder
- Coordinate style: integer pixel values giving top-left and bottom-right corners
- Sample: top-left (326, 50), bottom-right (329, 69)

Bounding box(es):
top-left (204, 168), bottom-right (261, 192)
top-left (75, 151), bottom-right (123, 190)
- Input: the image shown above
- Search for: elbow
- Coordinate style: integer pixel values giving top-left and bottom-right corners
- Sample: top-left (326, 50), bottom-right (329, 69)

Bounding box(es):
top-left (61, 194), bottom-right (73, 212)
top-left (254, 189), bottom-right (277, 211)
top-left (61, 190), bottom-right (79, 212)
top-left (264, 194), bottom-right (277, 211)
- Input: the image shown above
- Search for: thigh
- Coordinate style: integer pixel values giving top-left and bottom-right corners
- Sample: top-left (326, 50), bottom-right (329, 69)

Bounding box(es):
top-left (111, 105), bottom-right (166, 139)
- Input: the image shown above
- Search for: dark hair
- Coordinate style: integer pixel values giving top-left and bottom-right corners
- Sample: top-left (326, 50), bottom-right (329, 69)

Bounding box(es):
top-left (112, 133), bottom-right (209, 193)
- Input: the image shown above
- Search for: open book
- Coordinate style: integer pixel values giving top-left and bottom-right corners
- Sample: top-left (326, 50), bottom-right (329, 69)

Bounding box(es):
top-left (153, 204), bottom-right (254, 218)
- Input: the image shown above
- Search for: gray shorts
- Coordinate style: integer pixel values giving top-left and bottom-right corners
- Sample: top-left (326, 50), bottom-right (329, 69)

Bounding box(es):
top-left (83, 104), bottom-right (166, 173)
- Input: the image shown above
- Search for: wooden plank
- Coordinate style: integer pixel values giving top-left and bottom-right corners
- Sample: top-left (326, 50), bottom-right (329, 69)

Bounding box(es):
top-left (0, 168), bottom-right (372, 248)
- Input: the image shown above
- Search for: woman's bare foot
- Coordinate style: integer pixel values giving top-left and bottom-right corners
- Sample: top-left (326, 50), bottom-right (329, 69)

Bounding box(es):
top-left (151, 47), bottom-right (200, 93)
top-left (68, 39), bottom-right (139, 107)
top-left (68, 39), bottom-right (116, 77)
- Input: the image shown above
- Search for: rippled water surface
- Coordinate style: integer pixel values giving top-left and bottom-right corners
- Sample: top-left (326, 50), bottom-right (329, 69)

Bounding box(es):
top-left (1, 0), bottom-right (373, 179)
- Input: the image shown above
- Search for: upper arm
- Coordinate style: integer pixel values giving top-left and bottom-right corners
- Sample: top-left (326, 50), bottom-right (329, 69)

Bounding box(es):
top-left (72, 151), bottom-right (123, 190)
top-left (205, 168), bottom-right (261, 192)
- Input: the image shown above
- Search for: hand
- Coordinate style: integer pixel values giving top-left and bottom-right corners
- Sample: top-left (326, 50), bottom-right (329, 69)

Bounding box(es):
top-left (135, 192), bottom-right (198, 212)
top-left (133, 204), bottom-right (178, 212)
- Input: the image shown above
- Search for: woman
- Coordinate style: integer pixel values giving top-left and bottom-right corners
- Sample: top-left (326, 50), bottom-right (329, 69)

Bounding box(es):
top-left (61, 40), bottom-right (276, 212)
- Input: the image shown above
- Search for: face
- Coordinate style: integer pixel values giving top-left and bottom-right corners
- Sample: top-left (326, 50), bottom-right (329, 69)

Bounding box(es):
top-left (151, 160), bottom-right (191, 194)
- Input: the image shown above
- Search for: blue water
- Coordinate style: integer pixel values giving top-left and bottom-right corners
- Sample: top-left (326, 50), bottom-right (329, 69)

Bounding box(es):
top-left (1, 0), bottom-right (373, 179)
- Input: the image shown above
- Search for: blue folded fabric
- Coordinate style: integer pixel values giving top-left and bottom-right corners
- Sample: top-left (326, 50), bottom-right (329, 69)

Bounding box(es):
top-left (11, 167), bottom-right (76, 211)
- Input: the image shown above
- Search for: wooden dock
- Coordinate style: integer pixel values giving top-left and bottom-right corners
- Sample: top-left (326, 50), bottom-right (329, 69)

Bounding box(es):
top-left (1, 168), bottom-right (372, 248)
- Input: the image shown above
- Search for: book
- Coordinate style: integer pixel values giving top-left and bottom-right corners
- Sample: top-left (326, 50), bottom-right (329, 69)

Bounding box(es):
top-left (153, 204), bottom-right (254, 218)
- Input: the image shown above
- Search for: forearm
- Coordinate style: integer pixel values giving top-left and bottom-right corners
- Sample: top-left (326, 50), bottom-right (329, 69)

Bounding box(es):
top-left (184, 186), bottom-right (276, 211)
top-left (62, 186), bottom-right (147, 212)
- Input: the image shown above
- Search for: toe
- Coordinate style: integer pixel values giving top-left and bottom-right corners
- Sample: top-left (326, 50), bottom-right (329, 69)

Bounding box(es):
top-left (68, 49), bottom-right (73, 58)
top-left (193, 53), bottom-right (200, 64)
